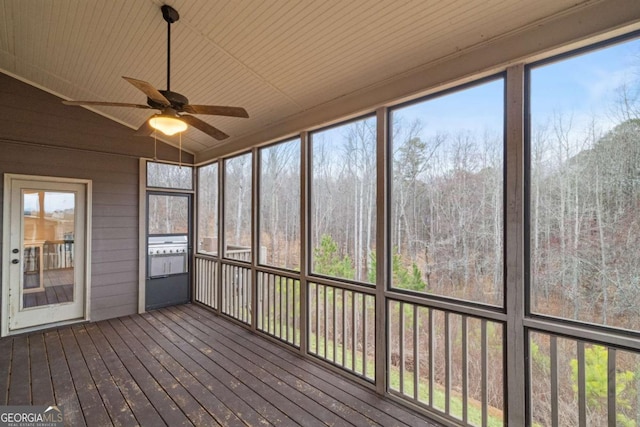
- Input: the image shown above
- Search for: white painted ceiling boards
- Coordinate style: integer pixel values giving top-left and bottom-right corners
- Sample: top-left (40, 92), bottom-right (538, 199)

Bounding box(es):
top-left (1, 0), bottom-right (640, 161)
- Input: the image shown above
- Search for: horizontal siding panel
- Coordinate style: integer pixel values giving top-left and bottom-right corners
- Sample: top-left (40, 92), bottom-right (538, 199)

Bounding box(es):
top-left (91, 303), bottom-right (137, 321)
top-left (91, 293), bottom-right (137, 311)
top-left (92, 248), bottom-right (139, 264)
top-left (91, 260), bottom-right (137, 276)
top-left (90, 285), bottom-right (137, 300)
top-left (93, 216), bottom-right (137, 229)
top-left (91, 271), bottom-right (137, 288)
top-left (93, 192), bottom-right (138, 207)
top-left (92, 227), bottom-right (138, 241)
top-left (92, 182), bottom-right (138, 196)
top-left (91, 204), bottom-right (137, 217)
top-left (91, 237), bottom-right (138, 252)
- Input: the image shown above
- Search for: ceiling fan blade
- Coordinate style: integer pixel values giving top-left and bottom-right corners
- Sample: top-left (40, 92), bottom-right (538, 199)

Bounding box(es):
top-left (182, 104), bottom-right (249, 118)
top-left (62, 100), bottom-right (152, 109)
top-left (122, 76), bottom-right (170, 106)
top-left (133, 118), bottom-right (155, 136)
top-left (181, 115), bottom-right (229, 140)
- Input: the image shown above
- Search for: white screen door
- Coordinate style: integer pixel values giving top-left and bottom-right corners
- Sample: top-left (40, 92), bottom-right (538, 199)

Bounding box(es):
top-left (3, 175), bottom-right (90, 335)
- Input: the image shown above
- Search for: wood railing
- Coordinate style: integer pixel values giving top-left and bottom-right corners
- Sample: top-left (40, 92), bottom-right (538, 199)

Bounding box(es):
top-left (24, 240), bottom-right (74, 274)
top-left (194, 257), bottom-right (218, 309)
top-left (257, 271), bottom-right (301, 347)
top-left (220, 263), bottom-right (252, 324)
top-left (308, 282), bottom-right (376, 382)
top-left (529, 331), bottom-right (639, 426)
top-left (387, 299), bottom-right (504, 426)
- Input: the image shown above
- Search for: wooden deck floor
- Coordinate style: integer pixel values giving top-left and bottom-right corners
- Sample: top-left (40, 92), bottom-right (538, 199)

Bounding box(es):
top-left (0, 304), bottom-right (441, 426)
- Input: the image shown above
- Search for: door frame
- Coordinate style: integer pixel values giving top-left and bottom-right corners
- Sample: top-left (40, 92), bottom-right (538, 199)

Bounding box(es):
top-left (145, 191), bottom-right (192, 310)
top-left (2, 173), bottom-right (92, 337)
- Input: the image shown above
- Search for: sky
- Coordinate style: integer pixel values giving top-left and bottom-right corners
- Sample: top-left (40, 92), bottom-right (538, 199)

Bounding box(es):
top-left (314, 34), bottom-right (640, 157)
top-left (530, 36), bottom-right (640, 139)
top-left (23, 191), bottom-right (75, 214)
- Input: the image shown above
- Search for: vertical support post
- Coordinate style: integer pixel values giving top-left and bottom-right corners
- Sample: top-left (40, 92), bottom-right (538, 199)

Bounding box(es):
top-left (299, 131), bottom-right (309, 356)
top-left (251, 147), bottom-right (259, 330)
top-left (137, 159), bottom-right (147, 313)
top-left (217, 158), bottom-right (225, 314)
top-left (375, 107), bottom-right (388, 394)
top-left (505, 63), bottom-right (527, 426)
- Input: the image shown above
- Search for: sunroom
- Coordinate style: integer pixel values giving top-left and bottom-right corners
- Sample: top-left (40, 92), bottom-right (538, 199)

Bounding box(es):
top-left (1, 1), bottom-right (640, 426)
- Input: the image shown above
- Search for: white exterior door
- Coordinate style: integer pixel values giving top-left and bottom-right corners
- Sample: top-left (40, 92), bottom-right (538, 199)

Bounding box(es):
top-left (2, 175), bottom-right (91, 336)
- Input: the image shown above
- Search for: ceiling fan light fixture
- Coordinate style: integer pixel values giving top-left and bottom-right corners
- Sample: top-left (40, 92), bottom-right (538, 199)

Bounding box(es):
top-left (149, 113), bottom-right (187, 136)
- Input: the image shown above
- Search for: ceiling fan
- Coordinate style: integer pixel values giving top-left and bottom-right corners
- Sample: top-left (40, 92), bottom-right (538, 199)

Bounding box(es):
top-left (62, 5), bottom-right (248, 140)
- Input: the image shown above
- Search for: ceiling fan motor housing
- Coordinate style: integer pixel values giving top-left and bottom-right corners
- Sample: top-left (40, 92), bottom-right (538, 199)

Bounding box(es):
top-left (148, 90), bottom-right (189, 111)
top-left (161, 5), bottom-right (179, 23)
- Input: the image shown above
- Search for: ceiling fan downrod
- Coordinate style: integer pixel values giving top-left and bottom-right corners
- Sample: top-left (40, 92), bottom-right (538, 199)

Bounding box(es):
top-left (161, 5), bottom-right (179, 92)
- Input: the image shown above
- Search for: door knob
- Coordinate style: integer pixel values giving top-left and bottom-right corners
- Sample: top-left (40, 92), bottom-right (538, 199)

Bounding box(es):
top-left (12, 248), bottom-right (19, 253)
top-left (11, 259), bottom-right (19, 264)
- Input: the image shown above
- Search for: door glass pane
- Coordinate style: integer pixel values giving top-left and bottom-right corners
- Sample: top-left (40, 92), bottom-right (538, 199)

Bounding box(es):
top-left (22, 190), bottom-right (76, 309)
top-left (148, 195), bottom-right (189, 235)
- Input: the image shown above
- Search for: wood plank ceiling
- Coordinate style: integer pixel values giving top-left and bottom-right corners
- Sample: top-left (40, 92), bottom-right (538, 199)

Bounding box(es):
top-left (0, 0), bottom-right (598, 158)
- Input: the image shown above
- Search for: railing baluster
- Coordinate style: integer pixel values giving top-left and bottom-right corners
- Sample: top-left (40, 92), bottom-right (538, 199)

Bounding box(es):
top-left (413, 304), bottom-right (418, 401)
top-left (577, 342), bottom-right (586, 427)
top-left (342, 289), bottom-right (347, 368)
top-left (315, 283), bottom-right (319, 355)
top-left (322, 286), bottom-right (329, 359)
top-left (550, 335), bottom-right (558, 427)
top-left (204, 259), bottom-right (208, 305)
top-left (400, 301), bottom-right (405, 395)
top-left (351, 290), bottom-right (356, 372)
top-left (462, 315), bottom-right (468, 424)
top-left (283, 278), bottom-right (287, 341)
top-left (362, 293), bottom-right (367, 378)
top-left (429, 307), bottom-right (434, 407)
top-left (278, 275), bottom-right (282, 339)
top-left (608, 347), bottom-right (616, 427)
top-left (205, 259), bottom-right (209, 305)
top-left (445, 311), bottom-right (450, 415)
top-left (333, 286), bottom-right (337, 363)
top-left (481, 319), bottom-right (488, 427)
top-left (272, 273), bottom-right (277, 334)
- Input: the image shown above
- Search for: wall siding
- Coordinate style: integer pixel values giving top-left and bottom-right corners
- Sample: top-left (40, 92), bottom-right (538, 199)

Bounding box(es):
top-left (0, 73), bottom-right (193, 325)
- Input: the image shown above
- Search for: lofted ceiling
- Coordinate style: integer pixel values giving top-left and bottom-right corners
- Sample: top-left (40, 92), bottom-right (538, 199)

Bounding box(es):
top-left (1, 0), bottom-right (639, 162)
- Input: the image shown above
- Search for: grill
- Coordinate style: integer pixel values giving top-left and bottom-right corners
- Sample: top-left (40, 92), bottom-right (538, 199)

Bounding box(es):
top-left (148, 235), bottom-right (188, 277)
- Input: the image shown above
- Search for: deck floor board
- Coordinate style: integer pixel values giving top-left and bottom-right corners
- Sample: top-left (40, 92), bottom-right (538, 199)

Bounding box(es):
top-left (43, 330), bottom-right (87, 427)
top-left (0, 304), bottom-right (441, 427)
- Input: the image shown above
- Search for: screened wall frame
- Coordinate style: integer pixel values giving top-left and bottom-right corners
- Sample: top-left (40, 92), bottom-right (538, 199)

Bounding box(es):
top-left (523, 30), bottom-right (640, 427)
top-left (190, 27), bottom-right (640, 427)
